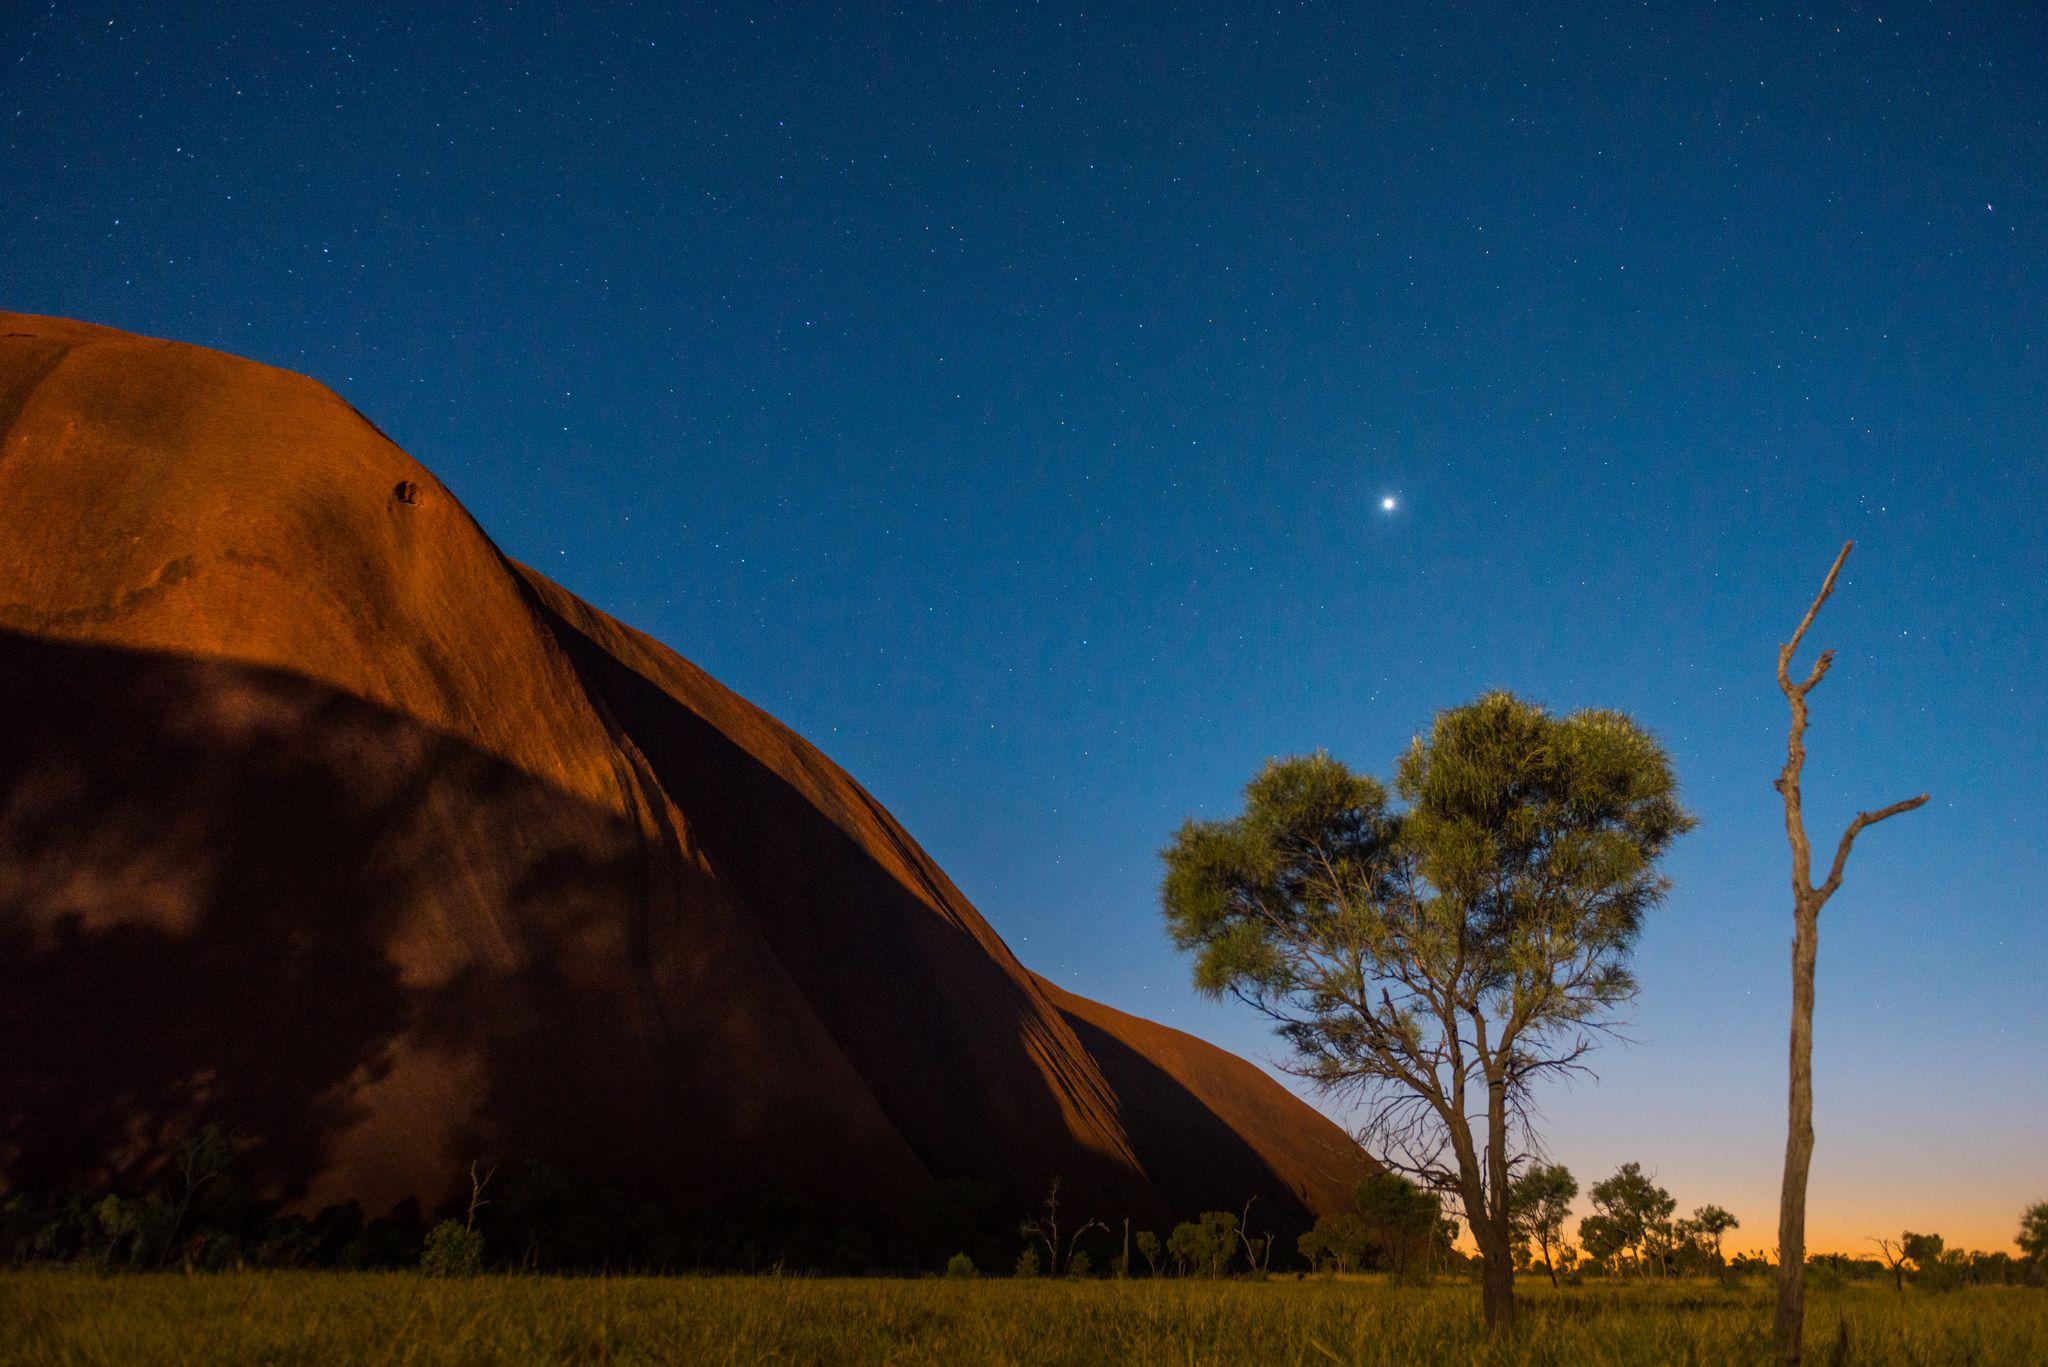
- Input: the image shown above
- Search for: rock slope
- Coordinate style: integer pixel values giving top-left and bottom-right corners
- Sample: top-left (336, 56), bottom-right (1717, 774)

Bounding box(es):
top-left (0, 311), bottom-right (1372, 1237)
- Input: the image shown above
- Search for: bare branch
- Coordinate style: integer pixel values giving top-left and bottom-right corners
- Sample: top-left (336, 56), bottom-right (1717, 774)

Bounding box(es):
top-left (1777, 541), bottom-right (1852, 698)
top-left (1815, 794), bottom-right (1930, 906)
top-left (466, 1160), bottom-right (497, 1232)
top-left (1798, 649), bottom-right (1836, 695)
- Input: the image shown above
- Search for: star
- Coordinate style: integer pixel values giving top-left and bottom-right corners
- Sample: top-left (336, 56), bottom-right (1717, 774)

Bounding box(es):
top-left (1380, 495), bottom-right (1398, 512)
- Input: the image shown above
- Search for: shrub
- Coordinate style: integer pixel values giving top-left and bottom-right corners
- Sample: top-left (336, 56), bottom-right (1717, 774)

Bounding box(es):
top-left (1917, 1257), bottom-right (1965, 1294)
top-left (1805, 1261), bottom-right (1845, 1293)
top-left (945, 1253), bottom-right (976, 1279)
top-left (1067, 1250), bottom-right (1092, 1278)
top-left (1014, 1247), bottom-right (1042, 1278)
top-left (420, 1221), bottom-right (484, 1277)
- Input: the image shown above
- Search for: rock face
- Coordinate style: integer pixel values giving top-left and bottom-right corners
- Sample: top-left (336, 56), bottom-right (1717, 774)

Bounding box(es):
top-left (0, 312), bottom-right (1372, 1240)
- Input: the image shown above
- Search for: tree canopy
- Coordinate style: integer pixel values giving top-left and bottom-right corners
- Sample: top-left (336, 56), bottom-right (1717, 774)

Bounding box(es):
top-left (2021, 1202), bottom-right (2048, 1267)
top-left (1509, 1163), bottom-right (1578, 1285)
top-left (1161, 691), bottom-right (1693, 1327)
top-left (1583, 1163), bottom-right (1677, 1277)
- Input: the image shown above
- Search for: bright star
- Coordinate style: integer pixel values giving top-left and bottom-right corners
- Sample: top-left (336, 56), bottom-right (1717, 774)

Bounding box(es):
top-left (1380, 495), bottom-right (1398, 512)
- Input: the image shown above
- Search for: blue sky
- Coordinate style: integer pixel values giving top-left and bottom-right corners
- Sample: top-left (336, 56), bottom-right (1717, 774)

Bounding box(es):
top-left (5, 0), bottom-right (2042, 1249)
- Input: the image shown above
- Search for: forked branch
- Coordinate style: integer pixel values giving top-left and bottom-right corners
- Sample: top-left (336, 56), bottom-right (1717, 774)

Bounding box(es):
top-left (1775, 540), bottom-right (1929, 908)
top-left (1777, 542), bottom-right (1851, 698)
top-left (1817, 794), bottom-right (1929, 904)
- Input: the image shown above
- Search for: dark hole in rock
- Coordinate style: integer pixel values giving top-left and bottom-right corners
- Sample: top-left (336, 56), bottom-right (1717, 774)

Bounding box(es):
top-left (393, 481), bottom-right (422, 506)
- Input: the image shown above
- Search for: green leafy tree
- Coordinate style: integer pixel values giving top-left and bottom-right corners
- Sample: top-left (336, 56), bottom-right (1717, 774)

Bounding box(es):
top-left (1134, 1229), bottom-right (1162, 1276)
top-left (162, 1124), bottom-right (239, 1268)
top-left (1166, 1212), bottom-right (1238, 1277)
top-left (1583, 1164), bottom-right (1675, 1278)
top-left (1194, 1210), bottom-right (1240, 1276)
top-left (1902, 1232), bottom-right (1963, 1292)
top-left (1298, 1211), bottom-right (1371, 1274)
top-left (1161, 693), bottom-right (1692, 1330)
top-left (1644, 1215), bottom-right (1682, 1277)
top-left (95, 1194), bottom-right (143, 1265)
top-left (95, 1192), bottom-right (177, 1268)
top-left (1966, 1250), bottom-right (2016, 1286)
top-left (1509, 1163), bottom-right (1578, 1287)
top-left (420, 1219), bottom-right (484, 1276)
top-left (2020, 1202), bottom-right (2048, 1268)
top-left (1430, 1212), bottom-right (1462, 1275)
top-left (1901, 1231), bottom-right (1944, 1269)
top-left (1354, 1173), bottom-right (1441, 1280)
top-left (1296, 1220), bottom-right (1330, 1274)
top-left (1686, 1204), bottom-right (1739, 1278)
top-left (1578, 1212), bottom-right (1629, 1275)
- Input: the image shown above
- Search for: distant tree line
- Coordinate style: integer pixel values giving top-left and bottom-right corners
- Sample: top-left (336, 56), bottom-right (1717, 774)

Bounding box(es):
top-left (1489, 1158), bottom-right (2046, 1292)
top-left (5, 1123), bottom-right (2043, 1288)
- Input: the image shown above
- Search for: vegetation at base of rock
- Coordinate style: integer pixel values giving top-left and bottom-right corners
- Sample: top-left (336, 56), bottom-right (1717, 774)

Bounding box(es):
top-left (419, 1222), bottom-right (484, 1278)
top-left (0, 1147), bottom-right (1021, 1277)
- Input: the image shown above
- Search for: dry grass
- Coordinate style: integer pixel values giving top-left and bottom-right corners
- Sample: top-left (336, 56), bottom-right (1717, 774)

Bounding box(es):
top-left (2, 1271), bottom-right (2042, 1365)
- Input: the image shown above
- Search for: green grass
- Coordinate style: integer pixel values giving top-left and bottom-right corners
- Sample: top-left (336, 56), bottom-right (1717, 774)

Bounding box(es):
top-left (1, 1272), bottom-right (2042, 1365)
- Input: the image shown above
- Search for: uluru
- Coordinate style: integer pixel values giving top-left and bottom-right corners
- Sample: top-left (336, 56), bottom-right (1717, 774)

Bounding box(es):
top-left (0, 311), bottom-right (1371, 1252)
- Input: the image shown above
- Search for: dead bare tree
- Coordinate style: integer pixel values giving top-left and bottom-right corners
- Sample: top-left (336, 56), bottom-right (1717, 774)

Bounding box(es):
top-left (160, 1124), bottom-right (239, 1268)
top-left (1020, 1177), bottom-right (1062, 1274)
top-left (1770, 541), bottom-right (1927, 1364)
top-left (1236, 1197), bottom-right (1267, 1274)
top-left (465, 1160), bottom-right (497, 1232)
top-left (1021, 1177), bottom-right (1105, 1276)
top-left (1066, 1216), bottom-right (1109, 1273)
top-left (1872, 1235), bottom-right (1909, 1293)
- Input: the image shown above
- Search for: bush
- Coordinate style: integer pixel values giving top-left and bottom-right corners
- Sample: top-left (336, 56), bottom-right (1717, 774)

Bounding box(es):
top-left (1917, 1258), bottom-right (1965, 1294)
top-left (1805, 1261), bottom-right (1845, 1293)
top-left (945, 1253), bottom-right (977, 1279)
top-left (1067, 1250), bottom-right (1092, 1278)
top-left (1014, 1248), bottom-right (1042, 1278)
top-left (420, 1221), bottom-right (484, 1277)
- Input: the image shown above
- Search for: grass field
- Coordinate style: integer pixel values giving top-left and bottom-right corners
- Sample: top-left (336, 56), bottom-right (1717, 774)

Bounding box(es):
top-left (2, 1272), bottom-right (2043, 1365)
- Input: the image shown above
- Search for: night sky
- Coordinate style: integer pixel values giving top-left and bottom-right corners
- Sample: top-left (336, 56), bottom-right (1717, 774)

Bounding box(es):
top-left (6, 2), bottom-right (2042, 1253)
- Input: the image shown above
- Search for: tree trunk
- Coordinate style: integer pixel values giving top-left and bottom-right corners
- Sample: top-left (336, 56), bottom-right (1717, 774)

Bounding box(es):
top-left (1479, 1076), bottom-right (1517, 1330)
top-left (1773, 896), bottom-right (1818, 1364)
top-left (1477, 1219), bottom-right (1516, 1330)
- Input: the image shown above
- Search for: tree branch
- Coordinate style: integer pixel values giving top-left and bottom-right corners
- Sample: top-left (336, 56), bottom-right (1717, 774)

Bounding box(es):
top-left (1815, 794), bottom-right (1930, 905)
top-left (1777, 541), bottom-right (1852, 699)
